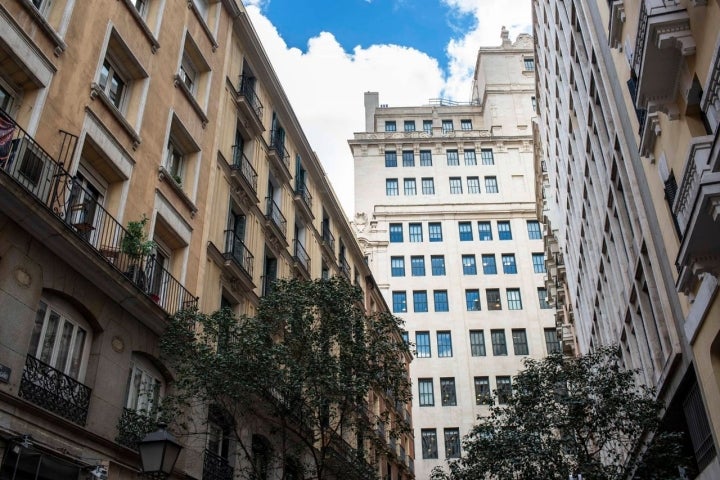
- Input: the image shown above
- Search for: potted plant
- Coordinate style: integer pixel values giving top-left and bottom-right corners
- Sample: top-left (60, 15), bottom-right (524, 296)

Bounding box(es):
top-left (121, 215), bottom-right (156, 288)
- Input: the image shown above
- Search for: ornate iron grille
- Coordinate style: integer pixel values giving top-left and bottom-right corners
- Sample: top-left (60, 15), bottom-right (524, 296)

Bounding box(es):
top-left (224, 229), bottom-right (254, 277)
top-left (202, 449), bottom-right (233, 480)
top-left (230, 144), bottom-right (258, 193)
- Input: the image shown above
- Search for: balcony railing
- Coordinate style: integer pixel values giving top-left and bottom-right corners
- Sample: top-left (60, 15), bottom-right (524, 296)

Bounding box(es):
top-left (203, 449), bottom-right (234, 480)
top-left (294, 239), bottom-right (310, 273)
top-left (238, 74), bottom-right (263, 121)
top-left (269, 129), bottom-right (290, 172)
top-left (230, 144), bottom-right (257, 193)
top-left (265, 197), bottom-right (287, 237)
top-left (18, 355), bottom-right (91, 425)
top-left (224, 230), bottom-right (254, 277)
top-left (322, 223), bottom-right (335, 255)
top-left (327, 432), bottom-right (375, 479)
top-left (116, 407), bottom-right (158, 449)
top-left (0, 111), bottom-right (198, 315)
top-left (295, 182), bottom-right (313, 211)
top-left (339, 255), bottom-right (351, 280)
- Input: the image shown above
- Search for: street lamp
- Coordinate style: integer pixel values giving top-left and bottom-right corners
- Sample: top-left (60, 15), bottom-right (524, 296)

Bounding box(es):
top-left (138, 423), bottom-right (182, 479)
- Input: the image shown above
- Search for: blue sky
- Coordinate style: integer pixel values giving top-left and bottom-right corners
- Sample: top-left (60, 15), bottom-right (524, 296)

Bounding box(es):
top-left (244, 0), bottom-right (532, 216)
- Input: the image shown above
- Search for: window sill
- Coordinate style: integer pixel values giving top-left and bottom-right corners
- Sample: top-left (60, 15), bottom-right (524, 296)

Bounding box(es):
top-left (187, 0), bottom-right (219, 51)
top-left (18, 0), bottom-right (67, 56)
top-left (118, 0), bottom-right (160, 53)
top-left (89, 83), bottom-right (142, 150)
top-left (158, 166), bottom-right (198, 217)
top-left (173, 74), bottom-right (209, 129)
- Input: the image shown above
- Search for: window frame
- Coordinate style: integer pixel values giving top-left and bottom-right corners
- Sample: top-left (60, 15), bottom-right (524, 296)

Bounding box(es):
top-left (419, 150), bottom-right (432, 166)
top-left (487, 289), bottom-right (502, 310)
top-left (467, 176), bottom-right (481, 194)
top-left (444, 428), bottom-right (461, 458)
top-left (408, 222), bottom-right (423, 242)
top-left (485, 176), bottom-right (499, 193)
top-left (402, 150), bottom-right (415, 167)
top-left (384, 151), bottom-right (397, 167)
top-left (413, 290), bottom-right (429, 312)
top-left (458, 221), bottom-right (473, 241)
top-left (474, 376), bottom-right (491, 405)
top-left (497, 376), bottom-right (512, 404)
top-left (385, 178), bottom-right (399, 196)
top-left (449, 177), bottom-right (463, 194)
top-left (416, 331), bottom-right (431, 358)
top-left (404, 120), bottom-right (416, 132)
top-left (390, 256), bottom-right (405, 277)
top-left (512, 329), bottom-right (529, 355)
top-left (532, 253), bottom-right (546, 273)
top-left (482, 254), bottom-right (497, 275)
top-left (464, 149), bottom-right (477, 165)
top-left (502, 254), bottom-right (517, 274)
top-left (437, 332), bottom-right (453, 358)
top-left (431, 255), bottom-right (446, 276)
top-left (392, 291), bottom-right (407, 313)
top-left (507, 288), bottom-right (523, 310)
top-left (538, 287), bottom-right (551, 309)
top-left (421, 177), bottom-right (435, 194)
top-left (491, 329), bottom-right (507, 356)
top-left (460, 119), bottom-right (472, 130)
top-left (411, 256), bottom-right (426, 276)
top-left (403, 178), bottom-right (417, 195)
top-left (497, 221), bottom-right (512, 240)
top-left (478, 221), bottom-right (493, 240)
top-left (428, 222), bottom-right (443, 242)
top-left (462, 254), bottom-right (477, 275)
top-left (389, 223), bottom-right (403, 242)
top-left (440, 377), bottom-right (457, 405)
top-left (545, 328), bottom-right (562, 354)
top-left (446, 150), bottom-right (459, 166)
top-left (421, 429), bottom-right (438, 459)
top-left (418, 378), bottom-right (435, 406)
top-left (384, 120), bottom-right (396, 132)
top-left (465, 289), bottom-right (480, 311)
top-left (470, 330), bottom-right (486, 356)
top-left (422, 120), bottom-right (433, 134)
top-left (434, 290), bottom-right (449, 312)
top-left (527, 220), bottom-right (542, 239)
top-left (480, 148), bottom-right (494, 165)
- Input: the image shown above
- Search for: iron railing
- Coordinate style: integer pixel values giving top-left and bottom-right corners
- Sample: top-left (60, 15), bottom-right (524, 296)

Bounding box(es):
top-left (327, 432), bottom-right (375, 479)
top-left (203, 449), bottom-right (234, 480)
top-left (116, 407), bottom-right (158, 449)
top-left (0, 110), bottom-right (198, 315)
top-left (237, 74), bottom-right (264, 121)
top-left (295, 182), bottom-right (312, 211)
top-left (293, 239), bottom-right (310, 273)
top-left (19, 355), bottom-right (91, 425)
top-left (230, 144), bottom-right (258, 193)
top-left (224, 230), bottom-right (254, 277)
top-left (269, 129), bottom-right (290, 171)
top-left (322, 223), bottom-right (335, 254)
top-left (339, 255), bottom-right (351, 280)
top-left (265, 197), bottom-right (287, 236)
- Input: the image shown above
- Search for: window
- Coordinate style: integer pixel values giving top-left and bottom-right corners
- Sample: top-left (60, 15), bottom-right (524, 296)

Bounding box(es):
top-left (420, 150), bottom-right (432, 166)
top-left (464, 149), bottom-right (477, 165)
top-left (527, 220), bottom-right (542, 239)
top-left (431, 255), bottom-right (446, 276)
top-left (28, 298), bottom-right (90, 381)
top-left (385, 151), bottom-right (397, 167)
top-left (421, 429), bottom-right (438, 459)
top-left (429, 222), bottom-right (443, 242)
top-left (434, 290), bottom-right (449, 312)
top-left (478, 221), bottom-right (492, 240)
top-left (423, 120), bottom-right (433, 134)
top-left (449, 177), bottom-right (463, 194)
top-left (467, 176), bottom-right (481, 193)
top-left (470, 330), bottom-right (486, 356)
top-left (498, 221), bottom-right (512, 240)
top-left (485, 176), bottom-right (499, 193)
top-left (512, 329), bottom-right (529, 355)
top-left (461, 119), bottom-right (472, 130)
top-left (502, 254), bottom-right (517, 274)
top-left (392, 291), bottom-right (407, 313)
top-left (179, 33), bottom-right (210, 101)
top-left (404, 120), bottom-right (415, 132)
top-left (458, 222), bottom-right (473, 241)
top-left (409, 223), bottom-right (423, 242)
top-left (411, 256), bottom-right (426, 276)
top-left (524, 58), bottom-right (535, 71)
top-left (507, 289), bottom-right (522, 310)
top-left (422, 177), bottom-right (435, 194)
top-left (404, 178), bottom-right (417, 195)
top-left (386, 178), bottom-right (399, 196)
top-left (491, 329), bottom-right (507, 355)
top-left (446, 150), bottom-right (459, 166)
top-left (487, 289), bottom-right (502, 310)
top-left (545, 328), bottom-right (562, 354)
top-left (531, 96), bottom-right (537, 111)
top-left (413, 291), bottom-right (429, 312)
top-left (389, 223), bottom-right (403, 242)
top-left (385, 121), bottom-right (396, 132)
top-left (440, 378), bottom-right (456, 405)
top-left (401, 331), bottom-right (409, 344)
top-left (402, 150), bottom-right (415, 167)
top-left (532, 253), bottom-right (546, 273)
top-left (437, 332), bottom-right (453, 357)
top-left (466, 289), bottom-right (480, 311)
top-left (462, 255), bottom-right (477, 275)
top-left (538, 287), bottom-right (551, 309)
top-left (165, 139), bottom-right (185, 181)
top-left (442, 120), bottom-right (453, 133)
top-left (125, 358), bottom-right (163, 414)
top-left (418, 378), bottom-right (434, 406)
top-left (416, 332), bottom-right (431, 358)
top-left (480, 149), bottom-right (494, 165)
top-left (444, 428), bottom-right (461, 458)
top-left (482, 254), bottom-right (497, 275)
top-left (179, 53), bottom-right (198, 94)
top-left (474, 377), bottom-right (491, 405)
top-left (132, 0), bottom-right (148, 17)
top-left (99, 58), bottom-right (127, 109)
top-left (390, 256), bottom-right (405, 277)
top-left (497, 376), bottom-right (512, 404)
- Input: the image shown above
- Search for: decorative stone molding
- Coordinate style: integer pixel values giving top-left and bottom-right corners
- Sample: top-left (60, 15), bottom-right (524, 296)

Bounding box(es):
top-left (639, 112), bottom-right (661, 160)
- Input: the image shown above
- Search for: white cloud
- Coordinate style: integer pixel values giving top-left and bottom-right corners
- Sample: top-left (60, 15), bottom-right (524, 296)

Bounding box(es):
top-left (244, 1), bottom-right (531, 217)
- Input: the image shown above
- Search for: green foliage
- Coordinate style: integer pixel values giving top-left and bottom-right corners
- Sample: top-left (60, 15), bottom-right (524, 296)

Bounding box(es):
top-left (160, 277), bottom-right (412, 479)
top-left (121, 215), bottom-right (155, 258)
top-left (430, 347), bottom-right (689, 480)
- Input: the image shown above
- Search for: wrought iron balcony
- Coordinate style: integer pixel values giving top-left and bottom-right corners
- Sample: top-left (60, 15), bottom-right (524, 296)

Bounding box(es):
top-left (238, 75), bottom-right (263, 122)
top-left (268, 129), bottom-right (291, 173)
top-left (339, 255), bottom-right (351, 280)
top-left (321, 223), bottom-right (335, 256)
top-left (224, 230), bottom-right (254, 278)
top-left (265, 197), bottom-right (287, 237)
top-left (327, 432), bottom-right (375, 479)
top-left (293, 239), bottom-right (310, 274)
top-left (203, 449), bottom-right (234, 480)
top-left (230, 144), bottom-right (258, 194)
top-left (0, 110), bottom-right (198, 315)
top-left (18, 355), bottom-right (91, 425)
top-left (116, 407), bottom-right (158, 449)
top-left (294, 181), bottom-right (313, 218)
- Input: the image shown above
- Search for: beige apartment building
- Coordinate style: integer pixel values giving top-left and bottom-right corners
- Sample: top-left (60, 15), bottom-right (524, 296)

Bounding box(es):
top-left (0, 1), bottom-right (412, 479)
top-left (350, 31), bottom-right (556, 479)
top-left (533, 0), bottom-right (720, 477)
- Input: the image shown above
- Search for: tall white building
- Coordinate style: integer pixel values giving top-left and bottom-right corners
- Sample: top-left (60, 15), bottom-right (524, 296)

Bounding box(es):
top-left (350, 31), bottom-right (555, 478)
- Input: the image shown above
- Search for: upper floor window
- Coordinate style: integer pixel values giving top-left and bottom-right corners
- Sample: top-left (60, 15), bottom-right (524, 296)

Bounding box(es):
top-left (402, 150), bottom-right (415, 167)
top-left (165, 139), bottom-right (185, 182)
top-left (389, 223), bottom-right (403, 242)
top-left (464, 149), bottom-right (477, 166)
top-left (491, 329), bottom-right (507, 356)
top-left (524, 58), bottom-right (535, 71)
top-left (392, 291), bottom-right (407, 313)
top-left (469, 330), bottom-right (486, 356)
top-left (133, 0), bottom-right (148, 17)
top-left (431, 255), bottom-right (446, 276)
top-left (532, 253), bottom-right (546, 273)
top-left (411, 256), bottom-right (426, 276)
top-left (478, 221), bottom-right (492, 240)
top-left (419, 150), bottom-right (432, 166)
top-left (437, 332), bottom-right (453, 358)
top-left (404, 120), bottom-right (416, 132)
top-left (422, 429), bottom-right (438, 459)
top-left (545, 328), bottom-right (562, 353)
top-left (441, 120), bottom-right (453, 133)
top-left (507, 288), bottom-right (523, 310)
top-left (482, 254), bottom-right (497, 275)
top-left (416, 331), bottom-right (431, 358)
top-left (418, 378), bottom-right (434, 406)
top-left (481, 149), bottom-right (494, 165)
top-left (440, 378), bottom-right (457, 406)
top-left (422, 177), bottom-right (435, 195)
top-left (385, 151), bottom-right (397, 167)
top-left (445, 428), bottom-right (461, 458)
top-left (497, 376), bottom-right (512, 404)
top-left (409, 223), bottom-right (423, 242)
top-left (512, 329), bottom-right (529, 355)
top-left (485, 176), bottom-right (499, 193)
top-left (423, 120), bottom-right (433, 134)
top-left (538, 287), bottom-right (551, 309)
top-left (179, 53), bottom-right (198, 94)
top-left (386, 178), bottom-right (399, 196)
top-left (391, 256), bottom-right (405, 277)
top-left (125, 356), bottom-right (164, 414)
top-left (413, 291), bottom-right (429, 312)
top-left (434, 290), bottom-right (449, 312)
top-left (527, 220), bottom-right (542, 239)
top-left (458, 222), bottom-right (473, 241)
top-left (502, 254), bottom-right (517, 274)
top-left (468, 176), bottom-right (481, 194)
top-left (465, 289), bottom-right (480, 311)
top-left (498, 221), bottom-right (512, 240)
top-left (487, 289), bottom-right (502, 310)
top-left (99, 59), bottom-right (127, 109)
top-left (446, 150), bottom-right (459, 166)
top-left (429, 222), bottom-right (443, 242)
top-left (462, 255), bottom-right (477, 275)
top-left (460, 119), bottom-right (472, 130)
top-left (404, 178), bottom-right (416, 195)
top-left (449, 177), bottom-right (463, 194)
top-left (384, 121), bottom-right (396, 132)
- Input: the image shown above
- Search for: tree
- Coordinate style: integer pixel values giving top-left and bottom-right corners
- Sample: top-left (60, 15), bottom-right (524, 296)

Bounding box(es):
top-left (430, 347), bottom-right (689, 480)
top-left (160, 277), bottom-right (412, 480)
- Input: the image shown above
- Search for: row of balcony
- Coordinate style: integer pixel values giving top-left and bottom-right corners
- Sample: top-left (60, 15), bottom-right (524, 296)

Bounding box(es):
top-left (0, 110), bottom-right (197, 316)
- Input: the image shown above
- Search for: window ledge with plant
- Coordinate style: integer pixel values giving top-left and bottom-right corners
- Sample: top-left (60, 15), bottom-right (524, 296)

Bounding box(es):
top-left (158, 166), bottom-right (198, 217)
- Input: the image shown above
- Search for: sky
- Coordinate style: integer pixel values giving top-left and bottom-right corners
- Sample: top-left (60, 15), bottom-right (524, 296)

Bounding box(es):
top-left (243, 0), bottom-right (533, 217)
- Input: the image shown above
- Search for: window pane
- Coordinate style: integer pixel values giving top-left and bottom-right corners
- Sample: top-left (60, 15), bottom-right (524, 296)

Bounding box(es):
top-left (416, 332), bottom-right (431, 358)
top-left (385, 121), bottom-right (396, 132)
top-left (437, 332), bottom-right (453, 358)
top-left (512, 329), bottom-right (528, 355)
top-left (422, 177), bottom-right (435, 194)
top-left (411, 256), bottom-right (426, 276)
top-left (480, 149), bottom-right (494, 165)
top-left (497, 376), bottom-right (512, 404)
top-left (507, 288), bottom-right (523, 310)
top-left (449, 177), bottom-right (462, 194)
top-left (418, 378), bottom-right (434, 406)
top-left (420, 150), bottom-right (432, 166)
top-left (402, 150), bottom-right (415, 167)
top-left (444, 428), bottom-right (460, 458)
top-left (461, 119), bottom-right (472, 130)
top-left (409, 223), bottom-right (423, 242)
top-left (491, 329), bottom-right (507, 355)
top-left (442, 120), bottom-right (453, 133)
top-left (538, 287), bottom-right (551, 309)
top-left (413, 291), bottom-right (428, 312)
top-left (545, 328), bottom-right (562, 353)
top-left (423, 120), bottom-right (433, 133)
top-left (440, 378), bottom-right (456, 405)
top-left (434, 290), bottom-right (449, 312)
top-left (470, 330), bottom-right (486, 356)
top-left (386, 178), bottom-right (399, 196)
top-left (465, 289), bottom-right (480, 311)
top-left (527, 220), bottom-right (542, 239)
top-left (404, 120), bottom-right (415, 132)
top-left (431, 255), bottom-right (446, 276)
top-left (482, 254), bottom-right (497, 275)
top-left (487, 289), bottom-right (502, 310)
top-left (502, 254), bottom-right (517, 274)
top-left (446, 150), bottom-right (459, 166)
top-left (392, 291), bottom-right (407, 313)
top-left (467, 176), bottom-right (481, 193)
top-left (485, 176), bottom-right (499, 193)
top-left (464, 149), bottom-right (476, 165)
top-left (421, 429), bottom-right (438, 459)
top-left (404, 178), bottom-right (417, 195)
top-left (389, 223), bottom-right (403, 242)
top-left (474, 376), bottom-right (490, 405)
top-left (478, 221), bottom-right (493, 240)
top-left (458, 222), bottom-right (473, 241)
top-left (462, 255), bottom-right (477, 275)
top-left (391, 256), bottom-right (405, 277)
top-left (497, 221), bottom-right (512, 240)
top-left (429, 222), bottom-right (443, 242)
top-left (532, 253), bottom-right (546, 273)
top-left (385, 151), bottom-right (397, 167)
